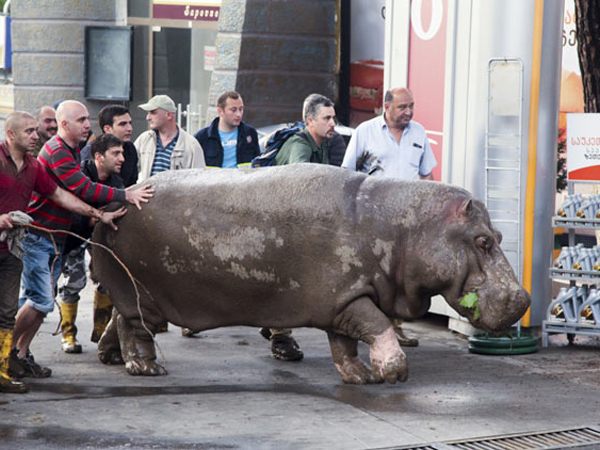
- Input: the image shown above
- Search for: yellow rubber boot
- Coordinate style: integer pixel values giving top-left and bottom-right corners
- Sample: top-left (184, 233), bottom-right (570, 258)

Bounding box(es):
top-left (0, 329), bottom-right (28, 393)
top-left (394, 318), bottom-right (419, 347)
top-left (60, 302), bottom-right (82, 354)
top-left (91, 289), bottom-right (113, 343)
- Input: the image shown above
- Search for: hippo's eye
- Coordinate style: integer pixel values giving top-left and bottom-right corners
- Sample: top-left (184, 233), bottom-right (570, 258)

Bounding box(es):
top-left (476, 236), bottom-right (492, 250)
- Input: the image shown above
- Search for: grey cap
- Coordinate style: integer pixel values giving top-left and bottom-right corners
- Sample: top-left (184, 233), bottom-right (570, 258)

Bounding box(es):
top-left (138, 95), bottom-right (177, 113)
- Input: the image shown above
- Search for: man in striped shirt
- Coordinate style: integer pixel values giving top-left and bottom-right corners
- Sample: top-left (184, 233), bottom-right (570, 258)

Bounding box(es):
top-left (12, 101), bottom-right (154, 378)
top-left (134, 94), bottom-right (205, 182)
top-left (133, 94), bottom-right (205, 333)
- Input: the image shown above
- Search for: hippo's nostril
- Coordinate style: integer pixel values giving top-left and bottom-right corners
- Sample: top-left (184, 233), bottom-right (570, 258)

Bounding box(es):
top-left (517, 289), bottom-right (532, 309)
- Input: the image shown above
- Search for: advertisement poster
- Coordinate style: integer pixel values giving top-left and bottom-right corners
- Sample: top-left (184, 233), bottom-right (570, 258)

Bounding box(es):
top-left (566, 113), bottom-right (600, 181)
top-left (406, 0), bottom-right (447, 182)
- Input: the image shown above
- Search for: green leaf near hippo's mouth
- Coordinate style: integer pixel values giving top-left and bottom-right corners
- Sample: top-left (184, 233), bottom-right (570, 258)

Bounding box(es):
top-left (460, 292), bottom-right (481, 320)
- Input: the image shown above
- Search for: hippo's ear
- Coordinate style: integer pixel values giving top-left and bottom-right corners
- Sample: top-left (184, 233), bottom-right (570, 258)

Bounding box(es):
top-left (457, 199), bottom-right (473, 221)
top-left (444, 197), bottom-right (474, 224)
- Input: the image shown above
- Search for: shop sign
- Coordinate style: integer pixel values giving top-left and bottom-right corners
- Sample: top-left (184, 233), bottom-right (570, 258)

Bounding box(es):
top-left (153, 0), bottom-right (221, 22)
top-left (567, 113), bottom-right (600, 181)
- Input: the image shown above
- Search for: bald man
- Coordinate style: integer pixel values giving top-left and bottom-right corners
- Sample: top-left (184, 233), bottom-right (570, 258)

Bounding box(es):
top-left (11, 101), bottom-right (154, 380)
top-left (0, 111), bottom-right (127, 392)
top-left (342, 87), bottom-right (437, 347)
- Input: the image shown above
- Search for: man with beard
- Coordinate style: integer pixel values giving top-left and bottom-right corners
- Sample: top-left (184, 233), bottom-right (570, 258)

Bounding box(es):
top-left (58, 134), bottom-right (129, 353)
top-left (32, 106), bottom-right (58, 156)
top-left (262, 93), bottom-right (337, 362)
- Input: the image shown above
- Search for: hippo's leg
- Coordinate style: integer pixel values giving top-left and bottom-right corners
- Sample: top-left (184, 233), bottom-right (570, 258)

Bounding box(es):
top-left (332, 297), bottom-right (408, 384)
top-left (117, 313), bottom-right (167, 376)
top-left (327, 331), bottom-right (374, 384)
top-left (97, 308), bottom-right (124, 365)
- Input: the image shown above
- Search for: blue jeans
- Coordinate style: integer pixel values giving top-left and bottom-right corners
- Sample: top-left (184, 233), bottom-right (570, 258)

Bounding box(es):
top-left (19, 233), bottom-right (64, 315)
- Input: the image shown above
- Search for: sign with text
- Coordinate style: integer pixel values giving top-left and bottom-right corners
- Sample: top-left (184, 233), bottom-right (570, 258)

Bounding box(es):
top-left (407, 0), bottom-right (448, 182)
top-left (153, 0), bottom-right (221, 22)
top-left (567, 113), bottom-right (600, 181)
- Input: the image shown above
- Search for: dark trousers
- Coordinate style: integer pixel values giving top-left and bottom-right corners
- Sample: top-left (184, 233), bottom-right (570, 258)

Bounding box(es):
top-left (0, 253), bottom-right (23, 329)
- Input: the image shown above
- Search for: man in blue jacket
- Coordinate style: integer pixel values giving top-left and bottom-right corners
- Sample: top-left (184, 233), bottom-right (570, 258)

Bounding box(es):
top-left (187, 91), bottom-right (260, 338)
top-left (194, 91), bottom-right (260, 169)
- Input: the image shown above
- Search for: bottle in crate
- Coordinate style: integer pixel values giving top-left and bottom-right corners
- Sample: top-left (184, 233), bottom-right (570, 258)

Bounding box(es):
top-left (579, 288), bottom-right (600, 325)
top-left (549, 287), bottom-right (579, 323)
top-left (554, 246), bottom-right (572, 269)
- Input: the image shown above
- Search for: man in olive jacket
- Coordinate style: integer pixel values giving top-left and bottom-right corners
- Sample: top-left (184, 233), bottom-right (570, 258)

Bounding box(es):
top-left (264, 93), bottom-right (336, 362)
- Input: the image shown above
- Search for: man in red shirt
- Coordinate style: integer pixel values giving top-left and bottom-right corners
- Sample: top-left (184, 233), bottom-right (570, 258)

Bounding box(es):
top-left (0, 111), bottom-right (127, 393)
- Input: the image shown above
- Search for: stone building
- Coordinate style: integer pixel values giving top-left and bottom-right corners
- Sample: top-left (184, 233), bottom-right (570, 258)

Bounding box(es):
top-left (6, 0), bottom-right (343, 137)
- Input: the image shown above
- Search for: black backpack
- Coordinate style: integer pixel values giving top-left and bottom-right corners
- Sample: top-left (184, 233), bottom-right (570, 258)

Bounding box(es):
top-left (251, 122), bottom-right (306, 168)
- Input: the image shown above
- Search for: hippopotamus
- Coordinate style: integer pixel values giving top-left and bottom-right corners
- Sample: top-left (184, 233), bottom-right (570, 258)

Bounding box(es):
top-left (91, 164), bottom-right (530, 384)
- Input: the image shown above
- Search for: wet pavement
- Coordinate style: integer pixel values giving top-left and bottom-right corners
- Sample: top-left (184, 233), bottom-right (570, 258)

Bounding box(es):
top-left (1, 283), bottom-right (600, 450)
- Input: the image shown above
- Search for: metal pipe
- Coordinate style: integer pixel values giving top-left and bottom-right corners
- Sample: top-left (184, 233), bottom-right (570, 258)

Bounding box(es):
top-left (521, 0), bottom-right (545, 327)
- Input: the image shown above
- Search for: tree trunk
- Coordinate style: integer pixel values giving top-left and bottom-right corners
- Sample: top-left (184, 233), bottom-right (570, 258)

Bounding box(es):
top-left (574, 0), bottom-right (600, 112)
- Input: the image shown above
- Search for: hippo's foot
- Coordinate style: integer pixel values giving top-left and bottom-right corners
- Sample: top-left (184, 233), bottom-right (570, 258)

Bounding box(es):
top-left (327, 330), bottom-right (375, 384)
top-left (335, 357), bottom-right (375, 384)
top-left (369, 326), bottom-right (408, 383)
top-left (98, 348), bottom-right (125, 365)
top-left (116, 313), bottom-right (167, 376)
top-left (98, 310), bottom-right (124, 365)
top-left (125, 357), bottom-right (167, 376)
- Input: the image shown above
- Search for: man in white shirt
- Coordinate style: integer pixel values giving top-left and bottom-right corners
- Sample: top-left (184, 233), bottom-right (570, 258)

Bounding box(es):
top-left (342, 87), bottom-right (437, 346)
top-left (342, 87), bottom-right (436, 180)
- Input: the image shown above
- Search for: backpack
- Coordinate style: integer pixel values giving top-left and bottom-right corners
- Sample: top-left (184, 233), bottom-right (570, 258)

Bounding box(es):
top-left (250, 122), bottom-right (306, 168)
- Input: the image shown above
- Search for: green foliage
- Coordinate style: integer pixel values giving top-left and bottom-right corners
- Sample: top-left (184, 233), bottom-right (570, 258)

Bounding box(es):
top-left (459, 292), bottom-right (481, 320)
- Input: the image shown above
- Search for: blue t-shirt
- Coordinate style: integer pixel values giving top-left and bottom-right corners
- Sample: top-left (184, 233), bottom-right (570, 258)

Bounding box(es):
top-left (219, 129), bottom-right (238, 168)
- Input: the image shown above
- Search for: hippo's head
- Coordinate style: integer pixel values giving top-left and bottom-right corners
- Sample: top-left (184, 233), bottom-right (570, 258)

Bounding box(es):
top-left (402, 194), bottom-right (530, 333)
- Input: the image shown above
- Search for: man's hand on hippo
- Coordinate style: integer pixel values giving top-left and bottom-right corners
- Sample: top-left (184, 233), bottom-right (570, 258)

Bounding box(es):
top-left (98, 206), bottom-right (128, 231)
top-left (125, 184), bottom-right (155, 210)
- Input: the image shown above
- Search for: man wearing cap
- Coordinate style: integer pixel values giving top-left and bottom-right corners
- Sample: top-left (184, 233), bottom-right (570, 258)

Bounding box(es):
top-left (134, 94), bottom-right (205, 182)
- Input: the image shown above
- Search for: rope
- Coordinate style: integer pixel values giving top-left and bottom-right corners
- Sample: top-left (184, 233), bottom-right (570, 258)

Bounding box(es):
top-left (15, 223), bottom-right (166, 369)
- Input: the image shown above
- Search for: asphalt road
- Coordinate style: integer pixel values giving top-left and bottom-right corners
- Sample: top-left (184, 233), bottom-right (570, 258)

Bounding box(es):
top-left (1, 282), bottom-right (600, 450)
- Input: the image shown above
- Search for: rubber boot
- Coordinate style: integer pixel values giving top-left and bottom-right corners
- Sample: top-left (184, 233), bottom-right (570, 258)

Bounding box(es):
top-left (270, 330), bottom-right (304, 361)
top-left (394, 319), bottom-right (419, 347)
top-left (0, 329), bottom-right (29, 393)
top-left (91, 289), bottom-right (113, 343)
top-left (60, 302), bottom-right (82, 354)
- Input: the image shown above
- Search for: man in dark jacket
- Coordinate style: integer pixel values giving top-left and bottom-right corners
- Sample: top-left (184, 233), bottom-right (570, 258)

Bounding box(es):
top-left (58, 134), bottom-right (126, 354)
top-left (186, 91), bottom-right (260, 338)
top-left (81, 105), bottom-right (138, 187)
top-left (194, 91), bottom-right (260, 169)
